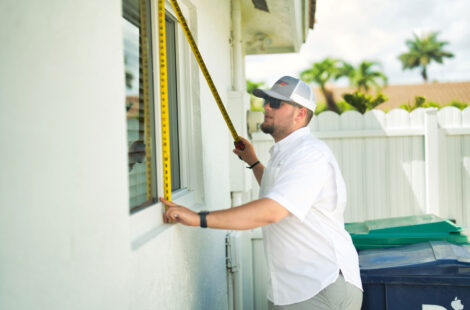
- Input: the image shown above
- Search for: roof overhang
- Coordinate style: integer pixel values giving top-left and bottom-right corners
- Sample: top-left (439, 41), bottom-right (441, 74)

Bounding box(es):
top-left (241, 0), bottom-right (316, 55)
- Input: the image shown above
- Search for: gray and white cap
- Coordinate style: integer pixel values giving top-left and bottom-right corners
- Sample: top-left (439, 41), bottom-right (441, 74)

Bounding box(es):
top-left (253, 76), bottom-right (316, 112)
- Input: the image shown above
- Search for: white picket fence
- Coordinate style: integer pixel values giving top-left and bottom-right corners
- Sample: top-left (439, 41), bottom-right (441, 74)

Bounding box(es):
top-left (251, 107), bottom-right (470, 227)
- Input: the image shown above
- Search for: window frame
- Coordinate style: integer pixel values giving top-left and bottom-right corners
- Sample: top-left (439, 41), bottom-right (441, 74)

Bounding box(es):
top-left (129, 0), bottom-right (204, 245)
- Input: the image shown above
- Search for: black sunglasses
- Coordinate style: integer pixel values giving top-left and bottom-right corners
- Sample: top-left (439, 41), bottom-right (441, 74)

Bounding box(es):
top-left (263, 98), bottom-right (302, 109)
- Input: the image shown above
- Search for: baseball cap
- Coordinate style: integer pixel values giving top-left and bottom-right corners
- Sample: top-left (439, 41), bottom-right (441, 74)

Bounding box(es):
top-left (253, 76), bottom-right (316, 112)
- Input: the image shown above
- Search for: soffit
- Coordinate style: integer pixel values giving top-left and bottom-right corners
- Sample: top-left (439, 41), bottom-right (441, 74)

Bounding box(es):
top-left (240, 0), bottom-right (316, 55)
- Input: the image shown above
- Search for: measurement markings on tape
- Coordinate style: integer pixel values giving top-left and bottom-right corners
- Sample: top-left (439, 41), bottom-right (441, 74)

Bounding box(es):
top-left (139, 0), bottom-right (155, 201)
top-left (157, 0), bottom-right (172, 203)
top-left (153, 0), bottom-right (246, 211)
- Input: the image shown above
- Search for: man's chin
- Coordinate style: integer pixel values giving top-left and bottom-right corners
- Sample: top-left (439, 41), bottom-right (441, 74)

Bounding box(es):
top-left (261, 123), bottom-right (274, 134)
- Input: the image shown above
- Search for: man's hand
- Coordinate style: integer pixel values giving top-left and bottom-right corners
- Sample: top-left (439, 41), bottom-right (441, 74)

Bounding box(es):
top-left (233, 136), bottom-right (258, 166)
top-left (161, 197), bottom-right (199, 226)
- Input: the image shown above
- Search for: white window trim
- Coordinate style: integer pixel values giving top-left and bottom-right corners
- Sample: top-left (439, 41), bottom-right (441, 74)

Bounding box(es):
top-left (130, 0), bottom-right (204, 247)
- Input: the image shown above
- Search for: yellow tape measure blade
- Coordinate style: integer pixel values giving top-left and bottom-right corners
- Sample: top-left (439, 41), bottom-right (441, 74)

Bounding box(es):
top-left (158, 0), bottom-right (172, 203)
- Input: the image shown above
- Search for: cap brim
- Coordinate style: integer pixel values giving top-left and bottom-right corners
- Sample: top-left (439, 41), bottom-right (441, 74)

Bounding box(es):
top-left (252, 89), bottom-right (291, 102)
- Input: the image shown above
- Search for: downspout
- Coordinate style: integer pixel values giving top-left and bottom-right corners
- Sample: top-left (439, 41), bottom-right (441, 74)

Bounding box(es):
top-left (228, 2), bottom-right (243, 310)
top-left (231, 0), bottom-right (244, 92)
top-left (230, 0), bottom-right (244, 208)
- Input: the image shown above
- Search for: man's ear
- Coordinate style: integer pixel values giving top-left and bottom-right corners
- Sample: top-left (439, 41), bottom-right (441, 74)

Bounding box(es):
top-left (295, 107), bottom-right (307, 123)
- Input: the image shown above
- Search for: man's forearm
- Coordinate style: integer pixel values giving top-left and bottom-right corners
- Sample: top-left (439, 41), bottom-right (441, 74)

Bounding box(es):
top-left (252, 163), bottom-right (264, 186)
top-left (232, 136), bottom-right (264, 185)
top-left (206, 198), bottom-right (289, 230)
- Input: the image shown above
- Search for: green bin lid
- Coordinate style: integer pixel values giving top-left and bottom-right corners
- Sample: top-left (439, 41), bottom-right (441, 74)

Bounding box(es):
top-left (353, 239), bottom-right (470, 250)
top-left (345, 214), bottom-right (462, 235)
top-left (351, 232), bottom-right (468, 246)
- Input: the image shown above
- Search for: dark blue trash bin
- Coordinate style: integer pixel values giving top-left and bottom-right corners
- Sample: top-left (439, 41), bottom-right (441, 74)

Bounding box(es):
top-left (359, 241), bottom-right (470, 310)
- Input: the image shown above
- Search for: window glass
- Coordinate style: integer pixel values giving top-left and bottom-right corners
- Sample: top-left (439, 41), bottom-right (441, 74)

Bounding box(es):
top-left (166, 16), bottom-right (181, 191)
top-left (123, 0), bottom-right (157, 211)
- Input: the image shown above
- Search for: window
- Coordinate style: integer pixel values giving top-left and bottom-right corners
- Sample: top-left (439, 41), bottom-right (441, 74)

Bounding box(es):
top-left (125, 0), bottom-right (204, 242)
top-left (123, 0), bottom-right (184, 213)
top-left (123, 0), bottom-right (157, 212)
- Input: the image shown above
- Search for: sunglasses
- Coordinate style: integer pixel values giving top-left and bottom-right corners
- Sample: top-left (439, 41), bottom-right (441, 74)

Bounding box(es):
top-left (263, 98), bottom-right (302, 109)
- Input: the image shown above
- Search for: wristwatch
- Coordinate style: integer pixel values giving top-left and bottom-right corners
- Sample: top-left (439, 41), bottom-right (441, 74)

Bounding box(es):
top-left (198, 211), bottom-right (210, 228)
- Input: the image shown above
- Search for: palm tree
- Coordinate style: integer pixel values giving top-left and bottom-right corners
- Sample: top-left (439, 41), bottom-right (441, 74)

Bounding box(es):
top-left (335, 61), bottom-right (356, 82)
top-left (350, 61), bottom-right (388, 92)
top-left (398, 31), bottom-right (454, 82)
top-left (300, 58), bottom-right (345, 113)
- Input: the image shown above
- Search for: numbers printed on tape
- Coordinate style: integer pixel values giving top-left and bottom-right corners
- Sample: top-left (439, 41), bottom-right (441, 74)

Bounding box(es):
top-left (141, 0), bottom-right (173, 204)
top-left (158, 0), bottom-right (172, 203)
top-left (139, 0), bottom-right (154, 201)
top-left (145, 0), bottom-right (245, 209)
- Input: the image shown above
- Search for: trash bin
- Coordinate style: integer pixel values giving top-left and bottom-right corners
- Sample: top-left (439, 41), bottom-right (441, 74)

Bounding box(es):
top-left (359, 241), bottom-right (470, 310)
top-left (346, 214), bottom-right (469, 250)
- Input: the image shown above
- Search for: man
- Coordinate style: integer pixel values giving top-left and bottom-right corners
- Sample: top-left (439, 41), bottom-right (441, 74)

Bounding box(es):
top-left (162, 76), bottom-right (363, 310)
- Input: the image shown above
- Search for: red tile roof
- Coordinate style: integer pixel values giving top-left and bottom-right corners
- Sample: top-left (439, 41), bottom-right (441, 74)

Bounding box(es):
top-left (313, 81), bottom-right (470, 110)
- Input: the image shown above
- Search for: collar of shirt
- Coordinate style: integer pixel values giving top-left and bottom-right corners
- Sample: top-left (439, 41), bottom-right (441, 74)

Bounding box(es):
top-left (269, 127), bottom-right (310, 155)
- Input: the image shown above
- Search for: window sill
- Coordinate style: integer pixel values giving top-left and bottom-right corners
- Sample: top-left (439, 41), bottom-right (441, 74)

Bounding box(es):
top-left (130, 189), bottom-right (200, 250)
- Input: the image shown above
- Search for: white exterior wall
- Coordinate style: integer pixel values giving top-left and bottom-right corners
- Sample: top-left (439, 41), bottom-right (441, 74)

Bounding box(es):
top-left (0, 0), bottom-right (235, 309)
top-left (0, 1), bottom-right (130, 309)
top-left (130, 0), bottom-right (233, 309)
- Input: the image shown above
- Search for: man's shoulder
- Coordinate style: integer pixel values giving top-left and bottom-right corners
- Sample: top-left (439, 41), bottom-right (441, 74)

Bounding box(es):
top-left (283, 135), bottom-right (331, 163)
top-left (299, 134), bottom-right (331, 154)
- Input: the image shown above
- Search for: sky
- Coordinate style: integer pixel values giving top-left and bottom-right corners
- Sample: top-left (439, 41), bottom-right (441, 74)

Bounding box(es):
top-left (245, 0), bottom-right (470, 88)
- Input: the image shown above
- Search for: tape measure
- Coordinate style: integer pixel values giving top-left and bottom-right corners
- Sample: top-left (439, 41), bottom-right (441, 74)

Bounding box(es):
top-left (139, 0), bottom-right (155, 201)
top-left (168, 0), bottom-right (245, 152)
top-left (157, 0), bottom-right (173, 203)
top-left (151, 0), bottom-right (245, 209)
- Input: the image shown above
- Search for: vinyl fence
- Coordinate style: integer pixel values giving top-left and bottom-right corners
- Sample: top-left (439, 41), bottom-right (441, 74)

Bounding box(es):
top-left (251, 107), bottom-right (470, 227)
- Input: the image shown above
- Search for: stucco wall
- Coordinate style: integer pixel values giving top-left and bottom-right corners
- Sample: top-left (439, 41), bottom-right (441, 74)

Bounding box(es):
top-left (1, 0), bottom-right (233, 309)
top-left (0, 1), bottom-right (130, 309)
top-left (131, 0), bottom-right (233, 304)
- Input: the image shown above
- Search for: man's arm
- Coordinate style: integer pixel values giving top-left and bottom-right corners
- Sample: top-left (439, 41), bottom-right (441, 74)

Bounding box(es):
top-left (250, 161), bottom-right (264, 185)
top-left (233, 136), bottom-right (264, 186)
top-left (162, 197), bottom-right (290, 230)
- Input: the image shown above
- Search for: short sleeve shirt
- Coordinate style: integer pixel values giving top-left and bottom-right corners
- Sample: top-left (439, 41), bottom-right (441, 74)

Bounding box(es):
top-left (259, 127), bottom-right (362, 306)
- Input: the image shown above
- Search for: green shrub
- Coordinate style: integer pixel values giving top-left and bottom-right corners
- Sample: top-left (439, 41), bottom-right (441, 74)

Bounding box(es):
top-left (449, 100), bottom-right (469, 110)
top-left (422, 101), bottom-right (441, 108)
top-left (342, 91), bottom-right (388, 114)
top-left (315, 101), bottom-right (355, 115)
top-left (399, 103), bottom-right (413, 112)
top-left (315, 92), bottom-right (386, 115)
top-left (314, 102), bottom-right (328, 115)
top-left (400, 96), bottom-right (441, 111)
top-left (336, 101), bottom-right (356, 114)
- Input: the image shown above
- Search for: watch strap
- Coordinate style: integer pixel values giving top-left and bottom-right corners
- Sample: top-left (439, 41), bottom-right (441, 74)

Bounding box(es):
top-left (247, 160), bottom-right (260, 169)
top-left (199, 211), bottom-right (210, 228)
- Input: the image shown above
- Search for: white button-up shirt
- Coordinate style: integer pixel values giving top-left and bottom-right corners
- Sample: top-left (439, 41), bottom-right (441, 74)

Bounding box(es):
top-left (259, 127), bottom-right (362, 306)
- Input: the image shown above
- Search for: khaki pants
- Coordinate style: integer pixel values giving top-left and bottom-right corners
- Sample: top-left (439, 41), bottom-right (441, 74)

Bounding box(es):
top-left (268, 274), bottom-right (362, 310)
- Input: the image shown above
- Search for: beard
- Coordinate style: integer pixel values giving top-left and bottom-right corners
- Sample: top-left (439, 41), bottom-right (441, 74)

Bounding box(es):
top-left (260, 121), bottom-right (274, 134)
